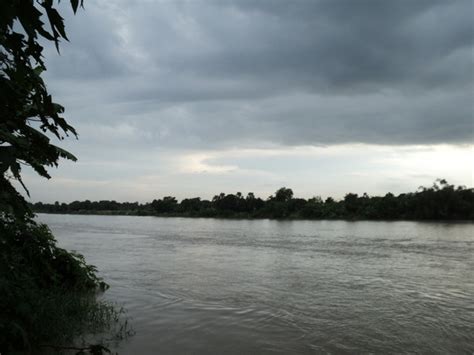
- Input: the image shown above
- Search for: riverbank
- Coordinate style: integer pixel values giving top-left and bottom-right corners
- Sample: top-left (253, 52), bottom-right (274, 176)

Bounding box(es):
top-left (30, 181), bottom-right (474, 221)
top-left (0, 219), bottom-right (127, 353)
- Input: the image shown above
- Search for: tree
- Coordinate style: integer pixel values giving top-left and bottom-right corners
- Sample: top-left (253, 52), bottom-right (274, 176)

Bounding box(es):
top-left (1, 0), bottom-right (83, 218)
top-left (213, 193), bottom-right (239, 212)
top-left (180, 197), bottom-right (202, 213)
top-left (273, 187), bottom-right (293, 202)
top-left (344, 193), bottom-right (359, 215)
top-left (0, 2), bottom-right (129, 353)
top-left (151, 196), bottom-right (178, 214)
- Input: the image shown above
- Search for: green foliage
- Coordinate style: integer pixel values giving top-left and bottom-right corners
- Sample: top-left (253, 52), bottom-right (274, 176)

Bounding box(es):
top-left (0, 219), bottom-right (106, 291)
top-left (1, 0), bottom-right (80, 217)
top-left (1, 2), bottom-right (130, 354)
top-left (0, 219), bottom-right (132, 354)
top-left (32, 180), bottom-right (474, 221)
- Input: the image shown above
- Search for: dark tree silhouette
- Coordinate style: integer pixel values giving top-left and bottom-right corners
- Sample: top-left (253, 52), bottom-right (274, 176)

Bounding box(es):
top-left (32, 181), bottom-right (474, 221)
top-left (1, 0), bottom-right (83, 218)
top-left (1, 3), bottom-right (125, 353)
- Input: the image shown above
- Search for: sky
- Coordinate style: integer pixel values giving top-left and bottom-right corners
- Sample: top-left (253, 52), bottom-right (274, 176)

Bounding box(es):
top-left (24, 0), bottom-right (473, 203)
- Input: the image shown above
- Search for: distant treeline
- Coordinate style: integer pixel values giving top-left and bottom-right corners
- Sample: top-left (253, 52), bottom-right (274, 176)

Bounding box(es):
top-left (32, 179), bottom-right (473, 220)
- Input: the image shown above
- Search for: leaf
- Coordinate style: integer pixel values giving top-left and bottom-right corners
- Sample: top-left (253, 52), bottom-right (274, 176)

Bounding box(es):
top-left (52, 145), bottom-right (78, 162)
top-left (0, 148), bottom-right (17, 174)
top-left (10, 162), bottom-right (30, 197)
top-left (1, 0), bottom-right (79, 218)
top-left (33, 66), bottom-right (45, 75)
top-left (10, 161), bottom-right (21, 179)
top-left (47, 7), bottom-right (69, 41)
top-left (71, 0), bottom-right (79, 14)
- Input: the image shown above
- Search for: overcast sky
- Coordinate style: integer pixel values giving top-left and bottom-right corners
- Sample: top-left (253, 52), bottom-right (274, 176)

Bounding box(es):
top-left (24, 0), bottom-right (473, 202)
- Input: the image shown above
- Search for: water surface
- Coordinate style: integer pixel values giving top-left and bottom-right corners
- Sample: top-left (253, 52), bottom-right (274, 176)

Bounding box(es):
top-left (38, 214), bottom-right (474, 354)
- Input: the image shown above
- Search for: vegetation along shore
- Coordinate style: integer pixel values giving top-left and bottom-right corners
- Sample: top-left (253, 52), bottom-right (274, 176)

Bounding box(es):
top-left (33, 179), bottom-right (473, 221)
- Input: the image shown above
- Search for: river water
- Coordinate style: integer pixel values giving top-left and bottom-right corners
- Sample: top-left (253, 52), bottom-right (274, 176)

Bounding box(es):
top-left (38, 214), bottom-right (474, 354)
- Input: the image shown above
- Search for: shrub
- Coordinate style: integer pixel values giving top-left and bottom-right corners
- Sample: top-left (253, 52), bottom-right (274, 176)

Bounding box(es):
top-left (0, 218), bottom-right (131, 354)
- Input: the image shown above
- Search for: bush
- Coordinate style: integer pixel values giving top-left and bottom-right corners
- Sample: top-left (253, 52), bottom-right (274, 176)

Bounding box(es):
top-left (0, 218), bottom-right (130, 354)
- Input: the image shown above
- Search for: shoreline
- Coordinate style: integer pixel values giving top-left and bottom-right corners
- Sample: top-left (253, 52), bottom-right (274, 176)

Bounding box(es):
top-left (35, 211), bottom-right (474, 223)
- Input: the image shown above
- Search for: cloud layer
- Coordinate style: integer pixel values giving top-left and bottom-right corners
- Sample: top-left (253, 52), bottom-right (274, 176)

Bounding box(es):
top-left (45, 0), bottom-right (472, 149)
top-left (26, 0), bottom-right (473, 202)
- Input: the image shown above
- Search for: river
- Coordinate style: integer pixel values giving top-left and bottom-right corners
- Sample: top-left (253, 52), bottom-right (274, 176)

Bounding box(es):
top-left (38, 214), bottom-right (474, 354)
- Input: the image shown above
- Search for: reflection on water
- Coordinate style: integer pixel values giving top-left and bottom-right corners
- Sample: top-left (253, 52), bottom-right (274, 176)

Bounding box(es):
top-left (38, 214), bottom-right (474, 354)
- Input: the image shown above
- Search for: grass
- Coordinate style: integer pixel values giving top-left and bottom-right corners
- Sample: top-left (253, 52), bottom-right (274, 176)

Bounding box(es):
top-left (0, 218), bottom-right (133, 354)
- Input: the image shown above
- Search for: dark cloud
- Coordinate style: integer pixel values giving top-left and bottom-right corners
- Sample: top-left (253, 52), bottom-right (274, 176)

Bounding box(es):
top-left (44, 0), bottom-right (473, 148)
top-left (161, 0), bottom-right (472, 90)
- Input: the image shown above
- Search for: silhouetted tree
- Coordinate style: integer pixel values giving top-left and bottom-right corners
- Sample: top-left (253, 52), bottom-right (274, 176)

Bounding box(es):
top-left (32, 180), bottom-right (474, 221)
top-left (1, 0), bottom-right (83, 218)
top-left (273, 187), bottom-right (294, 202)
top-left (151, 196), bottom-right (178, 214)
